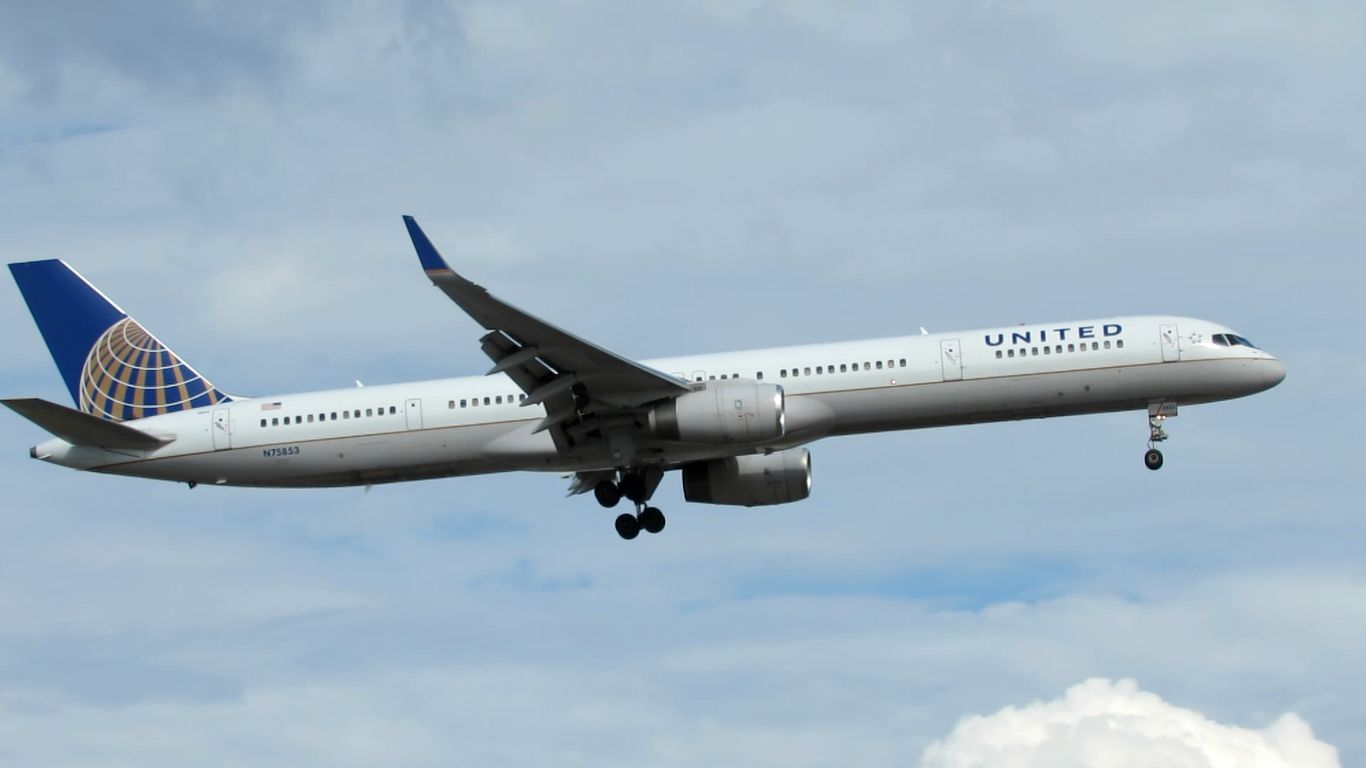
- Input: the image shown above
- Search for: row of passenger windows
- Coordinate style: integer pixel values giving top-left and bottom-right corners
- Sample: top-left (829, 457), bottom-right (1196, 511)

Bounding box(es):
top-left (449, 394), bottom-right (526, 409)
top-left (995, 340), bottom-right (1123, 359)
top-left (781, 359), bottom-right (906, 378)
top-left (261, 405), bottom-right (397, 428)
top-left (685, 358), bottom-right (909, 383)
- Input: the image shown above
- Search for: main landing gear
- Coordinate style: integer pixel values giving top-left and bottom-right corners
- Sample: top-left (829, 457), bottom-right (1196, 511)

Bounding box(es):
top-left (595, 470), bottom-right (666, 540)
top-left (1145, 402), bottom-right (1175, 471)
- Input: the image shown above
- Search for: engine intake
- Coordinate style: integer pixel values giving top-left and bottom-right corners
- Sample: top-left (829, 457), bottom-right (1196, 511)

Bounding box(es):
top-left (681, 448), bottom-right (812, 506)
top-left (650, 380), bottom-right (785, 445)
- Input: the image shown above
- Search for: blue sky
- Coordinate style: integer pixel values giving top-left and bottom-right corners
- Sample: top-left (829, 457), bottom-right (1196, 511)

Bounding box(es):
top-left (0, 2), bottom-right (1362, 765)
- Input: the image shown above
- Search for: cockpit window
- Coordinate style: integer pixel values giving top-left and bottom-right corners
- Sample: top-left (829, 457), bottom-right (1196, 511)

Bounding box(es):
top-left (1213, 333), bottom-right (1257, 349)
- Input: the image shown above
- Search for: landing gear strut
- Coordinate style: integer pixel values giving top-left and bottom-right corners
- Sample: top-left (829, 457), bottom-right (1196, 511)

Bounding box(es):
top-left (599, 469), bottom-right (666, 539)
top-left (1145, 402), bottom-right (1175, 471)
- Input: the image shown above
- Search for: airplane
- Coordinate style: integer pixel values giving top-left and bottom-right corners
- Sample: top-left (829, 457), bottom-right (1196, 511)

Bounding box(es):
top-left (3, 216), bottom-right (1286, 539)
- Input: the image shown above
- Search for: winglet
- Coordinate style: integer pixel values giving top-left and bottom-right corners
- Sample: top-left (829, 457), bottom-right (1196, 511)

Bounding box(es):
top-left (403, 215), bottom-right (452, 274)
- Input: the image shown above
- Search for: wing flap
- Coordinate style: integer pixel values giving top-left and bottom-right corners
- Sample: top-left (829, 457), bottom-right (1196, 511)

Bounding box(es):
top-left (3, 397), bottom-right (172, 450)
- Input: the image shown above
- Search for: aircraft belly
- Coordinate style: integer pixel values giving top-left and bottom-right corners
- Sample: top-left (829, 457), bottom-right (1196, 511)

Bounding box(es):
top-left (96, 420), bottom-right (555, 488)
top-left (821, 359), bottom-right (1269, 435)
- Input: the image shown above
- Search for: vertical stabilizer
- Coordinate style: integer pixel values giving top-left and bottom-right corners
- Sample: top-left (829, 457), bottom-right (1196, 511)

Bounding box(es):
top-left (9, 260), bottom-right (231, 422)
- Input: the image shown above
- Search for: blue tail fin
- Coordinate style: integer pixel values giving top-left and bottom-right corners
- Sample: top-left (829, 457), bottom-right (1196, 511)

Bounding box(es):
top-left (9, 260), bottom-right (231, 422)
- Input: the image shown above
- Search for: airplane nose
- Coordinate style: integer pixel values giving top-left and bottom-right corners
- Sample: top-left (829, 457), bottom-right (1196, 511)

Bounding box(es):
top-left (1263, 358), bottom-right (1286, 388)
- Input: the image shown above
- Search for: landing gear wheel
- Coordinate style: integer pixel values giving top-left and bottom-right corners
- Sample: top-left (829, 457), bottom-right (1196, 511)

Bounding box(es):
top-left (594, 480), bottom-right (622, 508)
top-left (639, 506), bottom-right (666, 534)
top-left (1144, 448), bottom-right (1164, 471)
top-left (618, 474), bottom-right (647, 504)
top-left (614, 513), bottom-right (641, 540)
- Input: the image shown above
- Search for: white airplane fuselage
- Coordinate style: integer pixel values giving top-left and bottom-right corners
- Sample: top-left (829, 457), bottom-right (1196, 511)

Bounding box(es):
top-left (32, 314), bottom-right (1285, 488)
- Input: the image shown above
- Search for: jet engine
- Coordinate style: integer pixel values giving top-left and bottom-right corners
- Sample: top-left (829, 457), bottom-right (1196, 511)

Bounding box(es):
top-left (649, 380), bottom-right (785, 445)
top-left (681, 447), bottom-right (812, 506)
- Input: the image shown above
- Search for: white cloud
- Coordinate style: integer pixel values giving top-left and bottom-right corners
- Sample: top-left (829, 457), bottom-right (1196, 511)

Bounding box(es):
top-left (919, 678), bottom-right (1339, 768)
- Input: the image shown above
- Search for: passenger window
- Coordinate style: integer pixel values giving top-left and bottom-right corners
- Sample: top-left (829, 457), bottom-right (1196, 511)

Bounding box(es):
top-left (804, 367), bottom-right (811, 375)
top-left (460, 399), bottom-right (467, 408)
top-left (695, 376), bottom-right (703, 382)
top-left (863, 362), bottom-right (871, 371)
top-left (1008, 349), bottom-right (1015, 358)
top-left (840, 364), bottom-right (847, 372)
top-left (876, 361), bottom-right (883, 370)
top-left (1068, 344), bottom-right (1075, 352)
top-left (260, 419), bottom-right (266, 427)
top-left (1043, 346), bottom-right (1050, 355)
top-left (720, 374), bottom-right (727, 380)
top-left (1031, 347), bottom-right (1038, 356)
top-left (995, 350), bottom-right (1003, 359)
top-left (757, 372), bottom-right (764, 380)
top-left (495, 396), bottom-right (502, 404)
top-left (708, 375), bottom-right (716, 381)
top-left (483, 397), bottom-right (490, 406)
top-left (307, 414), bottom-right (314, 423)
top-left (448, 400), bottom-right (455, 409)
top-left (519, 394), bottom-right (526, 401)
top-left (780, 370), bottom-right (787, 378)
top-left (899, 359), bottom-right (906, 367)
top-left (816, 366), bottom-right (823, 375)
top-left (272, 417), bottom-right (279, 426)
top-left (1092, 342), bottom-right (1099, 350)
top-left (1117, 340), bottom-right (1125, 349)
top-left (284, 416), bottom-right (291, 425)
top-left (330, 412), bottom-right (337, 420)
top-left (1055, 345), bottom-right (1062, 354)
top-left (1104, 340), bottom-right (1111, 349)
top-left (353, 410), bottom-right (360, 418)
top-left (366, 409), bottom-right (373, 417)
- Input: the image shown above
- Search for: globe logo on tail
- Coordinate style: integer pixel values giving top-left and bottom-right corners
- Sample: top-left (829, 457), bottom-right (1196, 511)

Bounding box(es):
top-left (79, 318), bottom-right (229, 421)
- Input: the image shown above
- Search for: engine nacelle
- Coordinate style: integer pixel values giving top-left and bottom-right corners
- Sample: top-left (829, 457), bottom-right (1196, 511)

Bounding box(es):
top-left (649, 380), bottom-right (785, 445)
top-left (681, 448), bottom-right (812, 506)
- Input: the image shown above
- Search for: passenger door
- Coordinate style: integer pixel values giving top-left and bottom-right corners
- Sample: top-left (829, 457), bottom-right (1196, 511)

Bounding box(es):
top-left (940, 339), bottom-right (963, 381)
top-left (405, 398), bottom-right (423, 430)
top-left (211, 408), bottom-right (232, 450)
top-left (1159, 323), bottom-right (1181, 362)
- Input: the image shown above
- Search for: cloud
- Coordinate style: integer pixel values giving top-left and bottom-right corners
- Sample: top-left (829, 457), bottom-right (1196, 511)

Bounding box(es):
top-left (919, 678), bottom-right (1339, 768)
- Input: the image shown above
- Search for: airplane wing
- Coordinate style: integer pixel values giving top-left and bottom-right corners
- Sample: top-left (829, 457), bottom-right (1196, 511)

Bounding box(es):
top-left (403, 216), bottom-right (690, 448)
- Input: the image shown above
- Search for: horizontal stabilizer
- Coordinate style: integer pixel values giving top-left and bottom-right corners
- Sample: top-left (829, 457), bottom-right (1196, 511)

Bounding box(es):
top-left (2, 398), bottom-right (172, 450)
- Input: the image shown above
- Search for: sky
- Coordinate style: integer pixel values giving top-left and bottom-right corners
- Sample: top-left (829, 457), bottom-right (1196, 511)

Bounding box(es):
top-left (1, 1), bottom-right (1363, 765)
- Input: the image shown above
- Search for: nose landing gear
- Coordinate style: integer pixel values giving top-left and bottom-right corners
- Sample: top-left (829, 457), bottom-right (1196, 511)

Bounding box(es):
top-left (1145, 402), bottom-right (1176, 471)
top-left (596, 469), bottom-right (667, 539)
